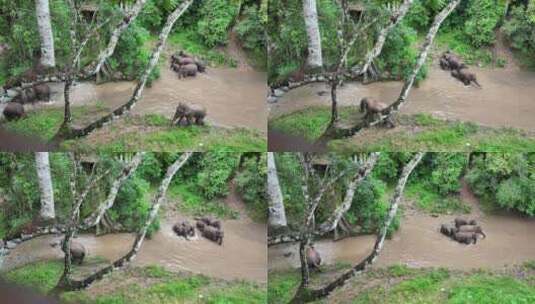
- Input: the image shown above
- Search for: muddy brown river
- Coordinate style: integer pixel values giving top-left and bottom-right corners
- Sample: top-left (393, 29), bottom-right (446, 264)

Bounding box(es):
top-left (2, 187), bottom-right (267, 283)
top-left (269, 63), bottom-right (535, 131)
top-left (269, 182), bottom-right (535, 271)
top-left (40, 64), bottom-right (266, 132)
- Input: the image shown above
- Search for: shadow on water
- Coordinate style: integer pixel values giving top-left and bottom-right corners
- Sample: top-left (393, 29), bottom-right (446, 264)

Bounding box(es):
top-left (268, 128), bottom-right (327, 152)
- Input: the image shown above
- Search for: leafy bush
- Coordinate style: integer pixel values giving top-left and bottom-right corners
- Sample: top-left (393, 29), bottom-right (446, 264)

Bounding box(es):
top-left (196, 152), bottom-right (240, 200)
top-left (464, 0), bottom-right (506, 47)
top-left (197, 0), bottom-right (241, 47)
top-left (234, 154), bottom-right (268, 221)
top-left (503, 3), bottom-right (535, 66)
top-left (235, 5), bottom-right (267, 67)
top-left (109, 176), bottom-right (160, 237)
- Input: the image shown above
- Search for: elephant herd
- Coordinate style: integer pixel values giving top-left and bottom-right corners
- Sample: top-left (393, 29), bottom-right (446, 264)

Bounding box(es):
top-left (173, 216), bottom-right (224, 245)
top-left (440, 217), bottom-right (486, 245)
top-left (440, 51), bottom-right (481, 87)
top-left (170, 51), bottom-right (206, 79)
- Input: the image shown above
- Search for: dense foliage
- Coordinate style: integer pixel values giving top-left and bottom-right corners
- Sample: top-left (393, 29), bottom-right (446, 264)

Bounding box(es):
top-left (503, 1), bottom-right (535, 67)
top-left (466, 153), bottom-right (535, 216)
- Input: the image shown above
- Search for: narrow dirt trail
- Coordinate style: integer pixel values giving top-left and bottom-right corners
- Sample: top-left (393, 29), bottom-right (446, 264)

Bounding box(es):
top-left (268, 182), bottom-right (535, 271)
top-left (2, 189), bottom-right (267, 283)
top-left (269, 60), bottom-right (535, 131)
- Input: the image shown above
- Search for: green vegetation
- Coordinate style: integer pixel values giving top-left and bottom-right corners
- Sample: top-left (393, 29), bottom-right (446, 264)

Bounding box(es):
top-left (2, 109), bottom-right (266, 152)
top-left (465, 153), bottom-right (535, 216)
top-left (168, 31), bottom-right (235, 67)
top-left (503, 2), bottom-right (535, 69)
top-left (270, 109), bottom-right (535, 153)
top-left (3, 262), bottom-right (266, 304)
top-left (268, 265), bottom-right (535, 304)
top-left (168, 183), bottom-right (239, 219)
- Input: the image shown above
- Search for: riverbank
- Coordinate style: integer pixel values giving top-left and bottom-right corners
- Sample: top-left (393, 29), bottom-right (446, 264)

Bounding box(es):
top-left (268, 262), bottom-right (535, 304)
top-left (4, 261), bottom-right (266, 304)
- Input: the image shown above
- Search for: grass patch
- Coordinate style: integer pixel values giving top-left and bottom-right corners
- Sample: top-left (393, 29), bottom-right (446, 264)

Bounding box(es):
top-left (447, 274), bottom-right (535, 304)
top-left (270, 106), bottom-right (359, 141)
top-left (267, 270), bottom-right (301, 304)
top-left (168, 31), bottom-right (236, 67)
top-left (168, 183), bottom-right (239, 219)
top-left (406, 183), bottom-right (471, 215)
top-left (3, 260), bottom-right (64, 293)
top-left (327, 113), bottom-right (535, 152)
top-left (2, 103), bottom-right (109, 141)
top-left (523, 261), bottom-right (535, 271)
top-left (5, 262), bottom-right (266, 304)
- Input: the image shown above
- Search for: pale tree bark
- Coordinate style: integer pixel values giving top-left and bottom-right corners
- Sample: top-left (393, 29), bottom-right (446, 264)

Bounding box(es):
top-left (80, 152), bottom-right (145, 230)
top-left (315, 153), bottom-right (380, 235)
top-left (359, 0), bottom-right (414, 80)
top-left (53, 153), bottom-right (192, 292)
top-left (58, 0), bottom-right (194, 140)
top-left (268, 152), bottom-right (287, 229)
top-left (92, 0), bottom-right (148, 76)
top-left (35, 152), bottom-right (55, 221)
top-left (35, 0), bottom-right (56, 67)
top-left (349, 0), bottom-right (461, 135)
top-left (303, 0), bottom-right (323, 69)
top-left (291, 152), bottom-right (425, 303)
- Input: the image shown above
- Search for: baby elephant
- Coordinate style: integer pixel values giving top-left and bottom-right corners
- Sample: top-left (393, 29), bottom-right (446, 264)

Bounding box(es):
top-left (201, 226), bottom-right (224, 245)
top-left (359, 97), bottom-right (394, 127)
top-left (452, 232), bottom-right (477, 245)
top-left (456, 225), bottom-right (486, 238)
top-left (440, 223), bottom-right (456, 237)
top-left (51, 239), bottom-right (87, 265)
top-left (454, 218), bottom-right (477, 228)
top-left (177, 63), bottom-right (198, 78)
top-left (451, 69), bottom-right (481, 87)
top-left (33, 84), bottom-right (51, 102)
top-left (172, 102), bottom-right (206, 126)
top-left (196, 216), bottom-right (221, 229)
top-left (306, 245), bottom-right (322, 270)
top-left (2, 102), bottom-right (26, 121)
top-left (173, 221), bottom-right (195, 240)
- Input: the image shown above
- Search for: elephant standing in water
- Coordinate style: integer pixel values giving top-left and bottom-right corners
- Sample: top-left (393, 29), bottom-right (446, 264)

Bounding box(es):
top-left (306, 245), bottom-right (322, 270)
top-left (452, 232), bottom-right (478, 245)
top-left (454, 218), bottom-right (477, 228)
top-left (451, 69), bottom-right (481, 87)
top-left (456, 225), bottom-right (486, 238)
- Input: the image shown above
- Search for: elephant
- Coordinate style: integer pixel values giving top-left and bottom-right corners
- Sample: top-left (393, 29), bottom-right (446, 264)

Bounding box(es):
top-left (359, 97), bottom-right (394, 127)
top-left (196, 220), bottom-right (206, 231)
top-left (2, 102), bottom-right (26, 121)
top-left (454, 218), bottom-right (477, 228)
top-left (176, 57), bottom-right (195, 66)
top-left (442, 52), bottom-right (467, 71)
top-left (69, 241), bottom-right (86, 265)
top-left (173, 221), bottom-right (195, 239)
top-left (201, 226), bottom-right (224, 245)
top-left (195, 216), bottom-right (221, 229)
top-left (439, 57), bottom-right (451, 70)
top-left (452, 231), bottom-right (477, 245)
top-left (194, 60), bottom-right (207, 73)
top-left (12, 88), bottom-right (38, 104)
top-left (171, 102), bottom-right (206, 126)
top-left (33, 84), bottom-right (50, 102)
top-left (452, 69), bottom-right (481, 87)
top-left (176, 63), bottom-right (198, 78)
top-left (440, 223), bottom-right (456, 237)
top-left (456, 225), bottom-right (486, 238)
top-left (306, 245), bottom-right (322, 270)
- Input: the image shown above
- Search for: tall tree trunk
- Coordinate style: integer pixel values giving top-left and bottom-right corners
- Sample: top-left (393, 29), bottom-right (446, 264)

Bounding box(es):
top-left (360, 0), bottom-right (415, 80)
top-left (57, 0), bottom-right (193, 140)
top-left (268, 152), bottom-right (287, 229)
top-left (53, 153), bottom-right (192, 292)
top-left (80, 152), bottom-right (145, 230)
top-left (35, 152), bottom-right (55, 221)
top-left (303, 0), bottom-right (323, 69)
top-left (92, 0), bottom-right (148, 76)
top-left (35, 0), bottom-right (56, 67)
top-left (349, 0), bottom-right (461, 135)
top-left (291, 152), bottom-right (425, 303)
top-left (315, 153), bottom-right (380, 235)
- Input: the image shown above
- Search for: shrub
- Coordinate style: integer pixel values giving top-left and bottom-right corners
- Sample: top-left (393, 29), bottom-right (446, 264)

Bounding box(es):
top-left (197, 0), bottom-right (241, 47)
top-left (464, 0), bottom-right (506, 47)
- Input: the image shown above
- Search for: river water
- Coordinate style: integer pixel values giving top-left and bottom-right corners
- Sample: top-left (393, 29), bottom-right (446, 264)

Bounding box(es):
top-left (2, 190), bottom-right (267, 283)
top-left (269, 64), bottom-right (535, 131)
top-left (268, 182), bottom-right (535, 271)
top-left (40, 65), bottom-right (267, 132)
